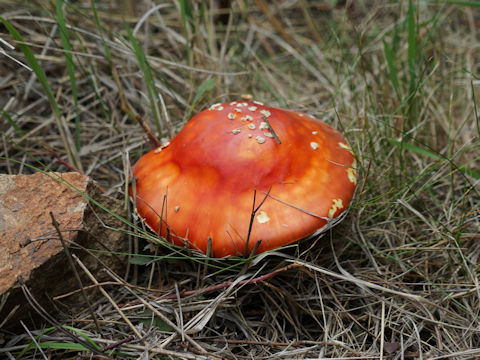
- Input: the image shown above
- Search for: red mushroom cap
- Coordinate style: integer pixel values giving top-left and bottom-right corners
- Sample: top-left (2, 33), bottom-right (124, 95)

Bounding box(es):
top-left (131, 101), bottom-right (357, 257)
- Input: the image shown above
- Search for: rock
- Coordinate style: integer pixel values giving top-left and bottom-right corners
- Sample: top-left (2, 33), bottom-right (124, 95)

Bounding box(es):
top-left (0, 172), bottom-right (128, 329)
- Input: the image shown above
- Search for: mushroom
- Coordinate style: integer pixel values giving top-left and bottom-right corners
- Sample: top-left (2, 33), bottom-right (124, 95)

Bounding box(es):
top-left (131, 101), bottom-right (357, 257)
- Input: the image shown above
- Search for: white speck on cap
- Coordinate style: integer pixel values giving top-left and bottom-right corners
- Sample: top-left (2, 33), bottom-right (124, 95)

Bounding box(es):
top-left (256, 136), bottom-right (266, 144)
top-left (154, 141), bottom-right (170, 154)
top-left (257, 210), bottom-right (270, 223)
top-left (328, 199), bottom-right (344, 219)
top-left (209, 103), bottom-right (221, 110)
top-left (310, 142), bottom-right (319, 150)
top-left (347, 159), bottom-right (357, 184)
top-left (338, 141), bottom-right (355, 156)
top-left (260, 109), bottom-right (271, 117)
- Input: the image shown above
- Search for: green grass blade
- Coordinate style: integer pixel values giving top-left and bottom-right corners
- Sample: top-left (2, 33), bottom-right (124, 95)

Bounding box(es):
top-left (457, 166), bottom-right (480, 180)
top-left (1, 110), bottom-right (25, 137)
top-left (389, 139), bottom-right (480, 179)
top-left (90, 0), bottom-right (112, 68)
top-left (129, 255), bottom-right (154, 265)
top-left (16, 325), bottom-right (101, 359)
top-left (29, 342), bottom-right (90, 351)
top-left (382, 39), bottom-right (401, 100)
top-left (178, 0), bottom-right (193, 64)
top-left (125, 25), bottom-right (163, 136)
top-left (56, 0), bottom-right (81, 151)
top-left (0, 17), bottom-right (61, 118)
top-left (0, 16), bottom-right (80, 169)
top-left (407, 0), bottom-right (418, 126)
top-left (422, 0), bottom-right (480, 7)
top-left (185, 78), bottom-right (215, 118)
top-left (139, 309), bottom-right (174, 332)
top-left (62, 325), bottom-right (102, 350)
top-left (472, 80), bottom-right (480, 138)
top-left (390, 138), bottom-right (442, 160)
top-left (192, 78), bottom-right (215, 105)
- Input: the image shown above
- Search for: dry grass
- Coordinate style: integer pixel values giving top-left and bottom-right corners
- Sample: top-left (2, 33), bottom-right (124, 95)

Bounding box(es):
top-left (1, 0), bottom-right (479, 359)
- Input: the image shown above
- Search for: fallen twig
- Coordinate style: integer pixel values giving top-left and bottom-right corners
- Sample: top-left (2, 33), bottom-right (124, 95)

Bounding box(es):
top-left (50, 212), bottom-right (102, 334)
top-left (135, 113), bottom-right (162, 148)
top-left (161, 263), bottom-right (300, 300)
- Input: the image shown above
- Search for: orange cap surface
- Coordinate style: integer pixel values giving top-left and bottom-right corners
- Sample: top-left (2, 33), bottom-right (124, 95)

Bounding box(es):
top-left (131, 101), bottom-right (357, 257)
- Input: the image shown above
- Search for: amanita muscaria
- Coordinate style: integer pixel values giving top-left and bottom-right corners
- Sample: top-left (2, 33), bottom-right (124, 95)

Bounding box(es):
top-left (131, 101), bottom-right (357, 257)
